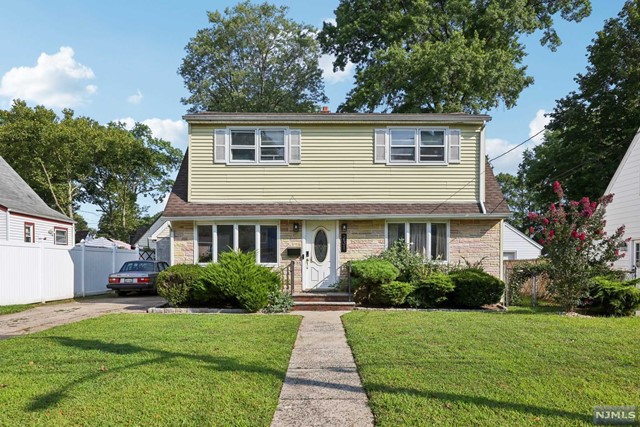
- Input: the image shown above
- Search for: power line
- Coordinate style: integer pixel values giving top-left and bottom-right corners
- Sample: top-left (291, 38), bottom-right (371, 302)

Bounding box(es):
top-left (489, 128), bottom-right (545, 162)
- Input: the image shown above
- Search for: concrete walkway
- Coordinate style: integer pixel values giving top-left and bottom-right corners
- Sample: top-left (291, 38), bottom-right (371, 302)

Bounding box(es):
top-left (0, 295), bottom-right (163, 339)
top-left (272, 311), bottom-right (374, 427)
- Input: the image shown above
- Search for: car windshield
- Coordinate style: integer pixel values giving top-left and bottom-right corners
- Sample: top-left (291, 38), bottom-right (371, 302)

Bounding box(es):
top-left (120, 262), bottom-right (155, 272)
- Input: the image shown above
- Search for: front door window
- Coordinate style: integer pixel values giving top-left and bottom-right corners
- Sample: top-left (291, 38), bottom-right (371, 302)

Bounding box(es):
top-left (314, 229), bottom-right (328, 262)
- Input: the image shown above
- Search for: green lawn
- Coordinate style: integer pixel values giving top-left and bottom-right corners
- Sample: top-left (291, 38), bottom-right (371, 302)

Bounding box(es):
top-left (343, 310), bottom-right (640, 426)
top-left (0, 314), bottom-right (301, 426)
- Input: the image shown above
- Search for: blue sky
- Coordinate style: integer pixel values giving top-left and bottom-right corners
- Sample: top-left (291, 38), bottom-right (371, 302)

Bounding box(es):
top-left (0, 1), bottom-right (627, 227)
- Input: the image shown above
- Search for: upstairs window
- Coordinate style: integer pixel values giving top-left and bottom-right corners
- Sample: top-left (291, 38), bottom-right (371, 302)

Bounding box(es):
top-left (216, 128), bottom-right (297, 165)
top-left (375, 128), bottom-right (460, 165)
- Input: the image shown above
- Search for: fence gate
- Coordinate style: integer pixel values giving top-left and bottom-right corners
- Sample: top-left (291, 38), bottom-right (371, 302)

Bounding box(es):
top-left (139, 248), bottom-right (156, 261)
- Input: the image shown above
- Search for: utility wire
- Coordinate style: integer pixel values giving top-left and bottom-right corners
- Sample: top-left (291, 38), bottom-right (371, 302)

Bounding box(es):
top-left (489, 128), bottom-right (545, 162)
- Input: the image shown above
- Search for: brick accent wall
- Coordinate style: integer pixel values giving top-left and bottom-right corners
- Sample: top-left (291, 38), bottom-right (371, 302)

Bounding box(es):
top-left (173, 221), bottom-right (194, 265)
top-left (337, 220), bottom-right (386, 276)
top-left (449, 219), bottom-right (501, 278)
top-left (279, 220), bottom-right (304, 292)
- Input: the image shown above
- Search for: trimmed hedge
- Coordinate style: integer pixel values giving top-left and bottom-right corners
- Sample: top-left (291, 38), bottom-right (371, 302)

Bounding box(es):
top-left (156, 264), bottom-right (203, 307)
top-left (407, 272), bottom-right (455, 308)
top-left (585, 276), bottom-right (640, 316)
top-left (449, 269), bottom-right (504, 307)
top-left (351, 259), bottom-right (399, 305)
top-left (198, 251), bottom-right (281, 312)
top-left (375, 281), bottom-right (415, 306)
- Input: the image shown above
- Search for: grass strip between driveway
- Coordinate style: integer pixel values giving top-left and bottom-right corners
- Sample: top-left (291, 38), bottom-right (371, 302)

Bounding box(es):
top-left (342, 309), bottom-right (640, 426)
top-left (0, 313), bottom-right (301, 426)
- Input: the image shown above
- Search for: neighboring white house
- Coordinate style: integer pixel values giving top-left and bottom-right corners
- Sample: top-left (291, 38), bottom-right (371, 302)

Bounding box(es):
top-left (132, 216), bottom-right (172, 264)
top-left (0, 156), bottom-right (74, 247)
top-left (604, 128), bottom-right (640, 272)
top-left (503, 222), bottom-right (542, 260)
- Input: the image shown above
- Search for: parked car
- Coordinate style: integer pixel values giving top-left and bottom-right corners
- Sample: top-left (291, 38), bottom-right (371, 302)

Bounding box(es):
top-left (107, 261), bottom-right (169, 296)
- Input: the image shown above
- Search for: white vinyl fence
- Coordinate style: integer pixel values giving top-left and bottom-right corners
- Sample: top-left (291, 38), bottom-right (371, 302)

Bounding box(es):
top-left (70, 243), bottom-right (138, 297)
top-left (0, 240), bottom-right (74, 305)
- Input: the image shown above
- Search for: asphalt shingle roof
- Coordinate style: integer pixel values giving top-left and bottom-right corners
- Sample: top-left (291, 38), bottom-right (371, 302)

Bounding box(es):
top-left (0, 156), bottom-right (73, 223)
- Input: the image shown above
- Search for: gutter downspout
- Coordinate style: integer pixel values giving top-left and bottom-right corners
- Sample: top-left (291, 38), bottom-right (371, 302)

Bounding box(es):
top-left (479, 120), bottom-right (487, 211)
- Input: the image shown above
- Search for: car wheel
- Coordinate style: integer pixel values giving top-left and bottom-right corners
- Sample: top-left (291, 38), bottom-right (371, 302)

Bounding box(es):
top-left (115, 290), bottom-right (129, 297)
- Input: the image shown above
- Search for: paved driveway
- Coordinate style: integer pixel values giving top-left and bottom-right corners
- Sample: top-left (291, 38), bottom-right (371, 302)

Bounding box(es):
top-left (0, 295), bottom-right (163, 340)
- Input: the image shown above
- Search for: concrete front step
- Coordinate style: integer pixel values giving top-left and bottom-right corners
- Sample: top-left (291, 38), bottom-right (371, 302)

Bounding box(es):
top-left (292, 292), bottom-right (352, 303)
top-left (292, 301), bottom-right (356, 311)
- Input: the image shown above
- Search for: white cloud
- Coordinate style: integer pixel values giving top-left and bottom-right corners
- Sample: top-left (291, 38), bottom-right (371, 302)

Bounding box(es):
top-left (487, 109), bottom-right (551, 175)
top-left (323, 18), bottom-right (336, 26)
top-left (528, 109), bottom-right (550, 144)
top-left (319, 54), bottom-right (354, 84)
top-left (114, 117), bottom-right (187, 148)
top-left (0, 47), bottom-right (97, 108)
top-left (127, 89), bottom-right (143, 105)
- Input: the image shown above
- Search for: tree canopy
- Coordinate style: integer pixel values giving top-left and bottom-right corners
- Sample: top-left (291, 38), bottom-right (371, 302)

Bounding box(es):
top-left (0, 100), bottom-right (182, 242)
top-left (519, 0), bottom-right (640, 206)
top-left (179, 1), bottom-right (328, 113)
top-left (319, 0), bottom-right (591, 113)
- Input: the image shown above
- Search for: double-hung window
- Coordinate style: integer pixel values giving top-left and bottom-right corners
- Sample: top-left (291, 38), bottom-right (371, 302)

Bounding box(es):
top-left (377, 127), bottom-right (458, 165)
top-left (196, 224), bottom-right (279, 265)
top-left (229, 129), bottom-right (286, 164)
top-left (635, 241), bottom-right (640, 268)
top-left (387, 221), bottom-right (448, 261)
top-left (54, 228), bottom-right (68, 246)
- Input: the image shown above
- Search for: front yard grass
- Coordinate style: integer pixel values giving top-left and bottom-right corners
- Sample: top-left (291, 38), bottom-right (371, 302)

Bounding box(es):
top-left (0, 303), bottom-right (37, 316)
top-left (0, 314), bottom-right (301, 426)
top-left (343, 310), bottom-right (640, 426)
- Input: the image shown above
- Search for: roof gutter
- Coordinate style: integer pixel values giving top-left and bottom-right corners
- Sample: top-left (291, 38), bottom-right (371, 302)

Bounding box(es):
top-left (163, 213), bottom-right (510, 222)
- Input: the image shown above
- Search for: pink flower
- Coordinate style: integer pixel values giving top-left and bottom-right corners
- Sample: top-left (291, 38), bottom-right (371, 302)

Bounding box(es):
top-left (550, 203), bottom-right (557, 213)
top-left (591, 201), bottom-right (597, 209)
top-left (572, 230), bottom-right (579, 239)
top-left (529, 227), bottom-right (535, 234)
top-left (543, 218), bottom-right (549, 225)
top-left (576, 246), bottom-right (581, 252)
top-left (570, 201), bottom-right (580, 207)
top-left (579, 232), bottom-right (586, 242)
top-left (553, 181), bottom-right (562, 195)
top-left (538, 238), bottom-right (545, 245)
top-left (528, 212), bottom-right (539, 220)
top-left (549, 230), bottom-right (555, 237)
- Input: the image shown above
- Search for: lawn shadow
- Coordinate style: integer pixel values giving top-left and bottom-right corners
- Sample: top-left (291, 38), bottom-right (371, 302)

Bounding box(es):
top-left (27, 336), bottom-right (287, 412)
top-left (367, 384), bottom-right (591, 423)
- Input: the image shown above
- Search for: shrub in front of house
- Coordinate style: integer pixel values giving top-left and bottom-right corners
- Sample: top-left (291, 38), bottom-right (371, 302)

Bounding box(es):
top-left (373, 281), bottom-right (415, 306)
top-left (157, 264), bottom-right (204, 307)
top-left (449, 269), bottom-right (505, 308)
top-left (407, 272), bottom-right (455, 308)
top-left (264, 290), bottom-right (295, 313)
top-left (378, 240), bottom-right (425, 282)
top-left (350, 258), bottom-right (399, 305)
top-left (197, 250), bottom-right (281, 312)
top-left (582, 276), bottom-right (640, 316)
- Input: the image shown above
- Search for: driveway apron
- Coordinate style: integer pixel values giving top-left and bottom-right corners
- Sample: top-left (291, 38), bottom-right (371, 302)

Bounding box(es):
top-left (0, 295), bottom-right (162, 339)
top-left (272, 311), bottom-right (374, 427)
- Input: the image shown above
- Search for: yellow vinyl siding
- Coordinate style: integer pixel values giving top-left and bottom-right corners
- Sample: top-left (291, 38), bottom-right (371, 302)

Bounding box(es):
top-left (189, 124), bottom-right (480, 202)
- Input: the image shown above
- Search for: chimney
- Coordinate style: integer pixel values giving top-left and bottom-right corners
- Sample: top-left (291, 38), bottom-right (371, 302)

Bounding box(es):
top-left (321, 106), bottom-right (330, 113)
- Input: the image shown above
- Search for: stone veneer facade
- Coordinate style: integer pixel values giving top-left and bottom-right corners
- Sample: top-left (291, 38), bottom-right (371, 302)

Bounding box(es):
top-left (170, 218), bottom-right (502, 293)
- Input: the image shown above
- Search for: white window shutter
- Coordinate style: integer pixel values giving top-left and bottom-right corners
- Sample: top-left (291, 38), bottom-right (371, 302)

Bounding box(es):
top-left (374, 129), bottom-right (387, 163)
top-left (289, 129), bottom-right (302, 164)
top-left (449, 129), bottom-right (461, 163)
top-left (214, 129), bottom-right (228, 163)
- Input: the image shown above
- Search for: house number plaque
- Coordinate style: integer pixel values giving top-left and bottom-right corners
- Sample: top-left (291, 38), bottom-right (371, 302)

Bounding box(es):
top-left (341, 233), bottom-right (347, 253)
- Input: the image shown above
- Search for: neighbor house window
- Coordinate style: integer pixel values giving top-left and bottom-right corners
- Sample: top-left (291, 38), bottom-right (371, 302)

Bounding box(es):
top-left (54, 228), bottom-right (68, 245)
top-left (635, 241), bottom-right (640, 268)
top-left (388, 128), bottom-right (448, 164)
top-left (24, 223), bottom-right (34, 243)
top-left (196, 224), bottom-right (279, 265)
top-left (387, 221), bottom-right (448, 261)
top-left (229, 129), bottom-right (287, 164)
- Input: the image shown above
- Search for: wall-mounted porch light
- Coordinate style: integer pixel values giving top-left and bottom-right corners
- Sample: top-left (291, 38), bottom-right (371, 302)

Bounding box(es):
top-left (293, 222), bottom-right (300, 232)
top-left (341, 223), bottom-right (348, 233)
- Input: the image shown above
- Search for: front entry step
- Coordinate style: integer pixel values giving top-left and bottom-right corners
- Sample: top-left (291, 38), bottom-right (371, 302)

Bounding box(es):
top-left (292, 292), bottom-right (354, 311)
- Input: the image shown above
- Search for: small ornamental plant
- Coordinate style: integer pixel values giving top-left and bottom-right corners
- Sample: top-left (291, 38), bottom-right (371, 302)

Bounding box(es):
top-left (528, 181), bottom-right (628, 312)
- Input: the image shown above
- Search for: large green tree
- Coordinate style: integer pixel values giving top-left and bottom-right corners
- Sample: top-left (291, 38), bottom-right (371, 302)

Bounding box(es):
top-left (495, 172), bottom-right (539, 232)
top-left (179, 1), bottom-right (327, 113)
top-left (85, 122), bottom-right (182, 241)
top-left (520, 0), bottom-right (640, 205)
top-left (0, 100), bottom-right (101, 218)
top-left (319, 0), bottom-right (591, 113)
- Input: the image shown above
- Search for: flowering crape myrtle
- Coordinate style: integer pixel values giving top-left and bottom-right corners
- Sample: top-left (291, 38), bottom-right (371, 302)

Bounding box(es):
top-left (527, 181), bottom-right (629, 311)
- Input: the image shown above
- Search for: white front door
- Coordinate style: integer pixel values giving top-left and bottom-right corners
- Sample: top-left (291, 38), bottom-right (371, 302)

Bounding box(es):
top-left (304, 221), bottom-right (336, 290)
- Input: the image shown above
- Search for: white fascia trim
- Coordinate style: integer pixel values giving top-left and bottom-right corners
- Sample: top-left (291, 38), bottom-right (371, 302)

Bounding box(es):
top-left (479, 121), bottom-right (487, 203)
top-left (504, 222), bottom-right (543, 250)
top-left (604, 127), bottom-right (640, 194)
top-left (150, 220), bottom-right (172, 241)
